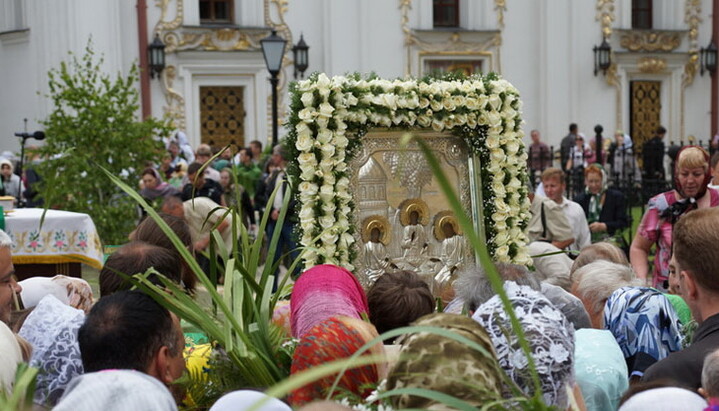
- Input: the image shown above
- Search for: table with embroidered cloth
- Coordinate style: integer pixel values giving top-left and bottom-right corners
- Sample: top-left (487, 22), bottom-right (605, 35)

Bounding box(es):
top-left (4, 208), bottom-right (103, 280)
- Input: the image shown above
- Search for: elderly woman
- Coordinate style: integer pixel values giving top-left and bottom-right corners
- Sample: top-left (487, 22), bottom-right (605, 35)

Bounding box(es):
top-left (630, 146), bottom-right (719, 289)
top-left (571, 261), bottom-right (682, 380)
top-left (574, 164), bottom-right (628, 243)
top-left (139, 167), bottom-right (179, 201)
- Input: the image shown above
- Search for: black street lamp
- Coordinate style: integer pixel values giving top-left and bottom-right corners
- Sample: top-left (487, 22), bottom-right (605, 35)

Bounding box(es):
top-left (593, 37), bottom-right (612, 76)
top-left (701, 39), bottom-right (717, 76)
top-left (292, 34), bottom-right (309, 79)
top-left (261, 30), bottom-right (287, 147)
top-left (148, 34), bottom-right (166, 79)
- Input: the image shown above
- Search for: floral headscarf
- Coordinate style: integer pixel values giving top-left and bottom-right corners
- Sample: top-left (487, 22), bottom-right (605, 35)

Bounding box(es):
top-left (603, 286), bottom-right (683, 378)
top-left (290, 264), bottom-right (369, 338)
top-left (288, 316), bottom-right (382, 407)
top-left (387, 313), bottom-right (503, 409)
top-left (18, 294), bottom-right (85, 406)
top-left (472, 282), bottom-right (575, 408)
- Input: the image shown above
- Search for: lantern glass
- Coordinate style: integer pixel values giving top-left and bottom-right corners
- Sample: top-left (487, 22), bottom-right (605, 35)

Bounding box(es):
top-left (261, 30), bottom-right (287, 74)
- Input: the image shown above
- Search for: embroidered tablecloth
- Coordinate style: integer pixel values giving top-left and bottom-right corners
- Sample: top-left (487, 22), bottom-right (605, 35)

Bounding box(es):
top-left (5, 208), bottom-right (104, 269)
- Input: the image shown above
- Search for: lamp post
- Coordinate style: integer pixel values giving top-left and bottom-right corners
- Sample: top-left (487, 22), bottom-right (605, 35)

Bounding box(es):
top-left (148, 34), bottom-right (166, 79)
top-left (593, 37), bottom-right (612, 76)
top-left (261, 30), bottom-right (287, 148)
top-left (292, 34), bottom-right (309, 79)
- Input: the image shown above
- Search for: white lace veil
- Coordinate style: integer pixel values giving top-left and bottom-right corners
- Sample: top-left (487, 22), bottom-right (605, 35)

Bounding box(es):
top-left (18, 294), bottom-right (85, 406)
top-left (472, 281), bottom-right (576, 408)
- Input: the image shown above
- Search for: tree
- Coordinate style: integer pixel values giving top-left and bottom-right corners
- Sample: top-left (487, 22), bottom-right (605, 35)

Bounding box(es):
top-left (36, 42), bottom-right (169, 244)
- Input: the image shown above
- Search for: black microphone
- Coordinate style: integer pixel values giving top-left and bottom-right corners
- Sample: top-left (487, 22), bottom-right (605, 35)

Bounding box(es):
top-left (14, 131), bottom-right (45, 139)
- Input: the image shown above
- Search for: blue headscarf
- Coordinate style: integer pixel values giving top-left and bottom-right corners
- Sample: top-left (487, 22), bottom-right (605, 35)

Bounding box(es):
top-left (603, 287), bottom-right (683, 378)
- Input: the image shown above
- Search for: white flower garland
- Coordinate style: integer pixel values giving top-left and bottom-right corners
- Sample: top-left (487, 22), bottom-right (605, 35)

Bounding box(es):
top-left (289, 73), bottom-right (532, 270)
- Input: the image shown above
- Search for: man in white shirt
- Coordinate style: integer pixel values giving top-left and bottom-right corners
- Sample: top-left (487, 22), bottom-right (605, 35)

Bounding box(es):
top-left (541, 168), bottom-right (591, 252)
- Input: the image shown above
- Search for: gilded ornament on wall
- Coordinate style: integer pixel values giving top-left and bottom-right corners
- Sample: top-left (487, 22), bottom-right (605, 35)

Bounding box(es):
top-left (638, 57), bottom-right (667, 74)
top-left (618, 31), bottom-right (682, 52)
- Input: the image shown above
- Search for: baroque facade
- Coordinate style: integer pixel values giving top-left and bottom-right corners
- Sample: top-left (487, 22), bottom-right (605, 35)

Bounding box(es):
top-left (0, 0), bottom-right (714, 153)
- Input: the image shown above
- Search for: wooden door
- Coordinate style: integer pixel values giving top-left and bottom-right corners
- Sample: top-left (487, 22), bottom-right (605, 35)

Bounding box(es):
top-left (630, 80), bottom-right (661, 163)
top-left (199, 86), bottom-right (246, 150)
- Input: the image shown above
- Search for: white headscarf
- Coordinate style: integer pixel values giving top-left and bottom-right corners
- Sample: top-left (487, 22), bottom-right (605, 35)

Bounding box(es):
top-left (619, 387), bottom-right (706, 410)
top-left (18, 295), bottom-right (85, 406)
top-left (19, 275), bottom-right (94, 313)
top-left (472, 282), bottom-right (575, 408)
top-left (209, 390), bottom-right (291, 411)
top-left (54, 370), bottom-right (178, 411)
top-left (0, 321), bottom-right (22, 394)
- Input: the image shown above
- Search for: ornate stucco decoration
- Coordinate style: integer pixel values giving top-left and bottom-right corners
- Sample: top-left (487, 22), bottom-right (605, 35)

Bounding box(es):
top-left (595, 0), bottom-right (615, 38)
top-left (153, 0), bottom-right (292, 137)
top-left (682, 0), bottom-right (701, 89)
top-left (638, 57), bottom-right (667, 73)
top-left (399, 0), bottom-right (504, 75)
top-left (618, 30), bottom-right (683, 52)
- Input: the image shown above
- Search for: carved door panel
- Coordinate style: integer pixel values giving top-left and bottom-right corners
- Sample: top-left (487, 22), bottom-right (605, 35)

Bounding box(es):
top-left (630, 80), bottom-right (661, 162)
top-left (200, 86), bottom-right (245, 150)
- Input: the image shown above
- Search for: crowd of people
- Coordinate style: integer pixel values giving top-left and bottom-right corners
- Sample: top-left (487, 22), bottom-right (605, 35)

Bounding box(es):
top-left (1, 129), bottom-right (719, 410)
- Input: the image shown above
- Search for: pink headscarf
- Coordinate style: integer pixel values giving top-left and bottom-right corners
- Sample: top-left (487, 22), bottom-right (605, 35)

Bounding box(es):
top-left (290, 264), bottom-right (369, 338)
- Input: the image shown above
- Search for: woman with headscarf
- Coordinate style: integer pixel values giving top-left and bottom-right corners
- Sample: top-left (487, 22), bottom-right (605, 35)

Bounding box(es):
top-left (288, 316), bottom-right (385, 407)
top-left (603, 286), bottom-right (683, 381)
top-left (210, 390), bottom-right (290, 411)
top-left (18, 294), bottom-right (85, 406)
top-left (630, 146), bottom-right (719, 289)
top-left (386, 313), bottom-right (504, 409)
top-left (19, 275), bottom-right (94, 313)
top-left (139, 167), bottom-right (179, 202)
top-left (0, 158), bottom-right (24, 201)
top-left (290, 264), bottom-right (369, 339)
top-left (472, 282), bottom-right (581, 409)
top-left (574, 164), bottom-right (629, 243)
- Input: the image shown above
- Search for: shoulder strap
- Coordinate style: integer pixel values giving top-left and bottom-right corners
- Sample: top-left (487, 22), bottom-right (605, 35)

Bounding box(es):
top-left (541, 202), bottom-right (548, 239)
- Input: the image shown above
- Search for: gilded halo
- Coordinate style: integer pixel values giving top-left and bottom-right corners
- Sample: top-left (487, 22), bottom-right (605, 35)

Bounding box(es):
top-left (360, 215), bottom-right (391, 245)
top-left (398, 198), bottom-right (430, 226)
top-left (433, 210), bottom-right (461, 241)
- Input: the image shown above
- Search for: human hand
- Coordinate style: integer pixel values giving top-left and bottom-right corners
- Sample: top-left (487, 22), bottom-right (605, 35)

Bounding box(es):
top-left (588, 222), bottom-right (607, 232)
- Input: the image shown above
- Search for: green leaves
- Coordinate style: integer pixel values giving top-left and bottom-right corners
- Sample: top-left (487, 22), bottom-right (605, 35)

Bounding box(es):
top-left (37, 40), bottom-right (170, 244)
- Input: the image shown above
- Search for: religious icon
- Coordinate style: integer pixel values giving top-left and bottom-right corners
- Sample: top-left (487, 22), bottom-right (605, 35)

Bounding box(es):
top-left (433, 211), bottom-right (465, 287)
top-left (361, 215), bottom-right (392, 284)
top-left (397, 198), bottom-right (430, 271)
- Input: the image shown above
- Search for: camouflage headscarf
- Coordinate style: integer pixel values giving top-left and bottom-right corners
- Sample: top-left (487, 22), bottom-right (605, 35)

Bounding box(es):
top-left (386, 313), bottom-right (503, 410)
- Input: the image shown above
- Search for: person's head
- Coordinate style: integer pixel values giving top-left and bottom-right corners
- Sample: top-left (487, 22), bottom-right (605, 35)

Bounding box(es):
top-left (672, 207), bottom-right (719, 320)
top-left (168, 141), bottom-right (180, 157)
top-left (187, 162), bottom-right (206, 189)
top-left (454, 263), bottom-right (540, 313)
top-left (141, 168), bottom-right (161, 190)
top-left (702, 349), bottom-right (719, 399)
top-left (619, 386), bottom-right (706, 410)
top-left (99, 241), bottom-right (182, 297)
top-left (367, 271), bottom-right (434, 336)
top-left (161, 195), bottom-right (184, 218)
top-left (656, 125), bottom-right (667, 137)
top-left (195, 144), bottom-right (213, 165)
top-left (530, 129), bottom-right (540, 143)
top-left (272, 144), bottom-right (287, 168)
top-left (575, 133), bottom-right (585, 147)
top-left (584, 164), bottom-right (605, 195)
top-left (0, 159), bottom-right (13, 179)
top-left (570, 260), bottom-right (641, 328)
top-left (239, 147), bottom-right (253, 165)
top-left (386, 313), bottom-right (502, 409)
top-left (615, 130), bottom-right (624, 144)
top-left (473, 283), bottom-right (575, 408)
top-left (288, 316), bottom-right (383, 407)
top-left (441, 221), bottom-right (456, 239)
top-left (540, 168), bottom-right (565, 203)
top-left (369, 227), bottom-right (380, 243)
top-left (0, 230), bottom-right (20, 325)
top-left (219, 146), bottom-right (233, 161)
top-left (219, 168), bottom-right (232, 190)
top-left (675, 146), bottom-right (711, 199)
top-left (569, 123), bottom-right (578, 134)
top-left (249, 140), bottom-right (262, 158)
top-left (79, 291), bottom-right (185, 384)
top-left (571, 242), bottom-right (629, 274)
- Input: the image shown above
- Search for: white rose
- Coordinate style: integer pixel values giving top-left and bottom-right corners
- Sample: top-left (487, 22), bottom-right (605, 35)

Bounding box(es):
top-left (465, 98), bottom-right (480, 110)
top-left (298, 152), bottom-right (317, 166)
top-left (298, 181), bottom-right (319, 196)
top-left (494, 231), bottom-right (510, 245)
top-left (488, 94), bottom-right (502, 112)
top-left (466, 113), bottom-right (477, 128)
top-left (417, 115), bottom-right (431, 128)
top-left (317, 129), bottom-right (332, 144)
top-left (490, 148), bottom-right (506, 163)
top-left (321, 244), bottom-right (337, 257)
top-left (295, 134), bottom-right (313, 152)
top-left (431, 118), bottom-right (445, 132)
top-left (298, 206), bottom-right (314, 221)
top-left (478, 95), bottom-right (489, 110)
top-left (323, 172), bottom-right (336, 186)
top-left (505, 140), bottom-right (520, 155)
top-left (319, 184), bottom-right (334, 202)
top-left (298, 108), bottom-right (316, 123)
top-left (487, 111), bottom-right (502, 128)
top-left (300, 168), bottom-right (315, 181)
top-left (316, 73), bottom-right (331, 89)
top-left (486, 134), bottom-right (500, 149)
top-left (318, 102), bottom-right (334, 118)
top-left (336, 191), bottom-right (352, 201)
top-left (442, 98), bottom-right (456, 111)
top-left (296, 121), bottom-right (312, 139)
top-left (318, 215), bottom-right (335, 229)
top-left (492, 180), bottom-right (506, 197)
top-left (496, 245), bottom-right (510, 258)
top-left (336, 176), bottom-right (350, 192)
top-left (301, 92), bottom-right (314, 107)
top-left (430, 99), bottom-right (442, 112)
top-left (340, 232), bottom-right (354, 246)
top-left (320, 231), bottom-right (339, 246)
top-left (419, 97), bottom-right (430, 109)
top-left (335, 162), bottom-right (348, 173)
top-left (492, 212), bottom-right (508, 224)
top-left (382, 94), bottom-right (398, 110)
